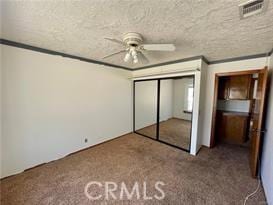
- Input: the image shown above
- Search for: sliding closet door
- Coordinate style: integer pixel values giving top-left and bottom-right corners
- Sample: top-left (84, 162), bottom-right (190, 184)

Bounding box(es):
top-left (158, 77), bottom-right (194, 151)
top-left (134, 80), bottom-right (158, 139)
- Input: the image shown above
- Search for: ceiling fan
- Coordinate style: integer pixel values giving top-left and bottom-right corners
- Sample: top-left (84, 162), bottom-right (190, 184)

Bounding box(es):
top-left (103, 32), bottom-right (176, 64)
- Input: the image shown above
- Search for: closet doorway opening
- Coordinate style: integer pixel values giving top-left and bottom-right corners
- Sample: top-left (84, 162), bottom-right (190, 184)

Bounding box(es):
top-left (133, 75), bottom-right (195, 152)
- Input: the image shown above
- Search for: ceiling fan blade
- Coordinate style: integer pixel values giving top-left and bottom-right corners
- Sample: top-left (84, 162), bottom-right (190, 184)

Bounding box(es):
top-left (142, 44), bottom-right (176, 51)
top-left (104, 38), bottom-right (126, 46)
top-left (102, 50), bottom-right (126, 59)
top-left (138, 52), bottom-right (149, 64)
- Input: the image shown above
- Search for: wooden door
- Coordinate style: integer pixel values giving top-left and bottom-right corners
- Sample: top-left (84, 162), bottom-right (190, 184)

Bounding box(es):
top-left (249, 67), bottom-right (268, 177)
top-left (218, 77), bottom-right (229, 100)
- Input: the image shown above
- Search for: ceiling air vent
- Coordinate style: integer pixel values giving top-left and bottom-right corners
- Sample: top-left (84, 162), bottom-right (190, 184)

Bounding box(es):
top-left (239, 0), bottom-right (268, 19)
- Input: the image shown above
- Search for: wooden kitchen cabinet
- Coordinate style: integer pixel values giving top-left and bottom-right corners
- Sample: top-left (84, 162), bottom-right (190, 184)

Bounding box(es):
top-left (216, 111), bottom-right (249, 144)
top-left (218, 75), bottom-right (252, 100)
top-left (228, 75), bottom-right (252, 99)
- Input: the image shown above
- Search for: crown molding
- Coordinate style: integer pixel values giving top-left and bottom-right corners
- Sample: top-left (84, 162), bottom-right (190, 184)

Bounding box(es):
top-left (269, 47), bottom-right (273, 56)
top-left (0, 39), bottom-right (131, 70)
top-left (1, 39), bottom-right (272, 70)
top-left (208, 53), bottom-right (269, 65)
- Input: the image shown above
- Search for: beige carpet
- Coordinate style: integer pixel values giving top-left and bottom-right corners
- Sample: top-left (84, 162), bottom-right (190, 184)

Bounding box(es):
top-left (136, 118), bottom-right (191, 149)
top-left (0, 133), bottom-right (266, 205)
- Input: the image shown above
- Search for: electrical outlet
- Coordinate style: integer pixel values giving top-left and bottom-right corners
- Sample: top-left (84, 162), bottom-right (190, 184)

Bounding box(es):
top-left (84, 138), bottom-right (88, 143)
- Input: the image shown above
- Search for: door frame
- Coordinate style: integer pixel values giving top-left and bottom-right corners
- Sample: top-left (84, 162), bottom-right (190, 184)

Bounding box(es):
top-left (133, 75), bottom-right (195, 153)
top-left (210, 68), bottom-right (267, 147)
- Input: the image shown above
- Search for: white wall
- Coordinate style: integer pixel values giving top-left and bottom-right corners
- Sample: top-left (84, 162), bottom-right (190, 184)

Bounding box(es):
top-left (172, 78), bottom-right (193, 121)
top-left (160, 79), bottom-right (173, 121)
top-left (201, 57), bottom-right (268, 147)
top-left (1, 45), bottom-right (132, 178)
top-left (0, 44), bottom-right (2, 178)
top-left (135, 80), bottom-right (157, 130)
top-left (261, 52), bottom-right (273, 204)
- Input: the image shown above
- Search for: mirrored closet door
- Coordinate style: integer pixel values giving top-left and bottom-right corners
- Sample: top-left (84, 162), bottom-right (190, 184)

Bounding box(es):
top-left (134, 76), bottom-right (194, 152)
top-left (159, 77), bottom-right (194, 151)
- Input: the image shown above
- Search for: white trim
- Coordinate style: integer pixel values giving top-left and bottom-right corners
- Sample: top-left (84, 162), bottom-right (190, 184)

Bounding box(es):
top-left (131, 70), bottom-right (199, 81)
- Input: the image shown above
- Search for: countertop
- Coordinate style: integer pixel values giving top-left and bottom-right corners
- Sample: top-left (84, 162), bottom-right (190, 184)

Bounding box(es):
top-left (217, 110), bottom-right (250, 117)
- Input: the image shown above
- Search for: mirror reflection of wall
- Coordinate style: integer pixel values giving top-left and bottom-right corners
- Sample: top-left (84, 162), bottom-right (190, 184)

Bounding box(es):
top-left (135, 80), bottom-right (157, 139)
top-left (134, 76), bottom-right (194, 152)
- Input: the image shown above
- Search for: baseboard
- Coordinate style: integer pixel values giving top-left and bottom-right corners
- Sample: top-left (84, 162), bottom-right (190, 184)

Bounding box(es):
top-left (260, 173), bottom-right (269, 204)
top-left (172, 117), bottom-right (192, 122)
top-left (0, 131), bottom-right (133, 181)
top-left (65, 132), bottom-right (132, 157)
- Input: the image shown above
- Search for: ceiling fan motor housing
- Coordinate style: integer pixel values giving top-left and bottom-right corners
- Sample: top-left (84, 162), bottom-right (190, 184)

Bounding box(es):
top-left (123, 32), bottom-right (143, 47)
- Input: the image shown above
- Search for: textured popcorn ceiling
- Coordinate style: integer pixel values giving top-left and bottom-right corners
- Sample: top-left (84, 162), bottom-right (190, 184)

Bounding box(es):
top-left (1, 0), bottom-right (273, 68)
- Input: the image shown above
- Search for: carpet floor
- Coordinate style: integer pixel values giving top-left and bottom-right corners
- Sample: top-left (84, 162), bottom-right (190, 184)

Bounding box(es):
top-left (136, 118), bottom-right (191, 150)
top-left (0, 133), bottom-right (266, 205)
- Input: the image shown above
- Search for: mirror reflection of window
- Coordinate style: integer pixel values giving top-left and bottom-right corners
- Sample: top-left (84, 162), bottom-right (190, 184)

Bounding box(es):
top-left (185, 85), bottom-right (194, 112)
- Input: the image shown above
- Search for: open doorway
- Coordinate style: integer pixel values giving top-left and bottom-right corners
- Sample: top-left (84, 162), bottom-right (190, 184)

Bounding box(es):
top-left (210, 68), bottom-right (268, 178)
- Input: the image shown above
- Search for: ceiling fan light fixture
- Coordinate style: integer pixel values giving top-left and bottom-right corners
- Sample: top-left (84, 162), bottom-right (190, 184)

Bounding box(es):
top-left (124, 52), bottom-right (131, 62)
top-left (103, 32), bottom-right (176, 65)
top-left (133, 56), bottom-right (138, 64)
top-left (131, 49), bottom-right (137, 57)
